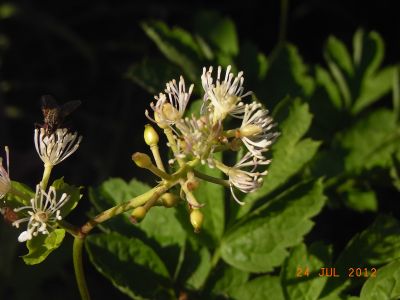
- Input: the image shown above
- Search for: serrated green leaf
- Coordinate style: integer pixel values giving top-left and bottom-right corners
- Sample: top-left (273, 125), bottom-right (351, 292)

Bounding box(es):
top-left (222, 180), bottom-right (326, 273)
top-left (126, 58), bottom-right (181, 94)
top-left (360, 259), bottom-right (400, 300)
top-left (337, 109), bottom-right (399, 172)
top-left (238, 99), bottom-right (320, 217)
top-left (142, 21), bottom-right (204, 81)
top-left (281, 242), bottom-right (332, 300)
top-left (22, 229), bottom-right (65, 265)
top-left (86, 232), bottom-right (172, 300)
top-left (194, 11), bottom-right (238, 56)
top-left (229, 276), bottom-right (285, 300)
top-left (321, 215), bottom-right (400, 297)
top-left (260, 44), bottom-right (314, 107)
top-left (51, 178), bottom-right (81, 217)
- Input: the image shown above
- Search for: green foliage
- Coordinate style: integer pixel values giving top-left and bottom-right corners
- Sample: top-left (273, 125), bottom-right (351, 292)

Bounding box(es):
top-left (7, 181), bottom-right (35, 206)
top-left (221, 180), bottom-right (326, 273)
top-left (360, 259), bottom-right (400, 300)
top-left (86, 232), bottom-right (173, 299)
top-left (51, 178), bottom-right (82, 218)
top-left (22, 229), bottom-right (65, 265)
top-left (86, 13), bottom-right (400, 300)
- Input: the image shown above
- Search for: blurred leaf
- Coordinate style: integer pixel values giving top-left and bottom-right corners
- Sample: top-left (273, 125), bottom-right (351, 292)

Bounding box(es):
top-left (229, 276), bottom-right (285, 300)
top-left (321, 215), bottom-right (400, 296)
top-left (51, 178), bottom-right (81, 218)
top-left (221, 180), bottom-right (326, 273)
top-left (360, 259), bottom-right (400, 300)
top-left (86, 232), bottom-right (173, 300)
top-left (22, 229), bottom-right (65, 265)
top-left (353, 66), bottom-right (395, 114)
top-left (178, 243), bottom-right (211, 290)
top-left (0, 3), bottom-right (18, 19)
top-left (239, 99), bottom-right (320, 217)
top-left (325, 36), bottom-right (353, 76)
top-left (314, 65), bottom-right (342, 109)
top-left (206, 264), bottom-right (249, 297)
top-left (142, 21), bottom-right (204, 81)
top-left (343, 188), bottom-right (378, 212)
top-left (7, 181), bottom-right (35, 206)
top-left (139, 206), bottom-right (187, 276)
top-left (337, 109), bottom-right (399, 172)
top-left (281, 242), bottom-right (332, 300)
top-left (126, 58), bottom-right (181, 94)
top-left (353, 29), bottom-right (384, 79)
top-left (194, 11), bottom-right (238, 56)
top-left (260, 44), bottom-right (314, 106)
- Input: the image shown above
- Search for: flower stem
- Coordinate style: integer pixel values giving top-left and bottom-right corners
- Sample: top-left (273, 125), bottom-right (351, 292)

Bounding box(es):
top-left (73, 236), bottom-right (91, 300)
top-left (150, 144), bottom-right (166, 172)
top-left (40, 163), bottom-right (53, 190)
top-left (193, 170), bottom-right (230, 188)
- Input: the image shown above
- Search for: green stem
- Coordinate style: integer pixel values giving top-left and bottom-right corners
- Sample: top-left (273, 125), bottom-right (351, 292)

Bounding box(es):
top-left (81, 183), bottom-right (171, 235)
top-left (73, 236), bottom-right (91, 300)
top-left (193, 170), bottom-right (230, 188)
top-left (150, 144), bottom-right (166, 172)
top-left (40, 163), bottom-right (53, 190)
top-left (58, 219), bottom-right (80, 237)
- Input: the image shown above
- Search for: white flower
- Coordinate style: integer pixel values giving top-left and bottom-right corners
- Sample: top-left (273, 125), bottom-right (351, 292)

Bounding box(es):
top-left (216, 152), bottom-right (271, 205)
top-left (173, 113), bottom-right (222, 167)
top-left (34, 128), bottom-right (82, 166)
top-left (0, 146), bottom-right (11, 199)
top-left (239, 102), bottom-right (279, 159)
top-left (12, 185), bottom-right (70, 242)
top-left (146, 76), bottom-right (194, 128)
top-left (201, 65), bottom-right (251, 122)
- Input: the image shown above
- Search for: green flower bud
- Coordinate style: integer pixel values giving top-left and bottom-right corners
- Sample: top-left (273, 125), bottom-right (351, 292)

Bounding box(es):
top-left (160, 193), bottom-right (179, 208)
top-left (190, 209), bottom-right (204, 233)
top-left (132, 152), bottom-right (152, 168)
top-left (130, 206), bottom-right (147, 222)
top-left (144, 124), bottom-right (159, 146)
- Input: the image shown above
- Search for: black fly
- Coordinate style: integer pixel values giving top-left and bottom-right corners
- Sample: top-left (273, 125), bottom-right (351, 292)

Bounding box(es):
top-left (40, 95), bottom-right (81, 135)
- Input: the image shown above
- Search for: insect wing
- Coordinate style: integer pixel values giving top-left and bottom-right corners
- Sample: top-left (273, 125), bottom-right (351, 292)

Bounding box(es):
top-left (60, 100), bottom-right (81, 118)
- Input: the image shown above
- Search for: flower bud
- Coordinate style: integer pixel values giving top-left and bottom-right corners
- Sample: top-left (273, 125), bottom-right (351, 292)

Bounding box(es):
top-left (190, 209), bottom-right (204, 233)
top-left (160, 193), bottom-right (179, 208)
top-left (130, 206), bottom-right (147, 222)
top-left (132, 152), bottom-right (152, 168)
top-left (144, 124), bottom-right (159, 146)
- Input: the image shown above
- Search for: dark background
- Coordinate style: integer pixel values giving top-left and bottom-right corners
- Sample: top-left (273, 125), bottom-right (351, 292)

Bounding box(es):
top-left (1, 0), bottom-right (399, 299)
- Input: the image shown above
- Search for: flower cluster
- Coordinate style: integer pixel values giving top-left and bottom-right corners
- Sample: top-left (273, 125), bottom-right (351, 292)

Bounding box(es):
top-left (1, 101), bottom-right (82, 242)
top-left (12, 185), bottom-right (70, 242)
top-left (146, 65), bottom-right (279, 204)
